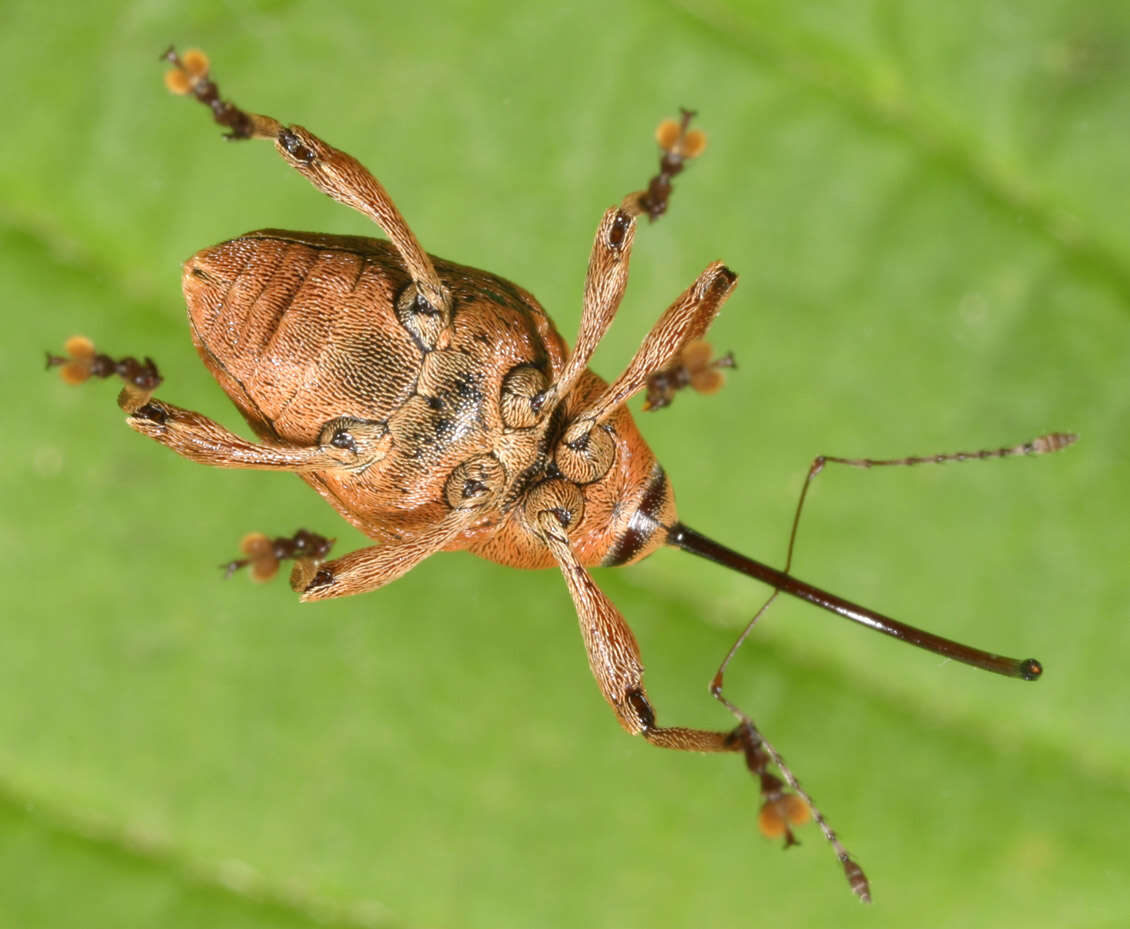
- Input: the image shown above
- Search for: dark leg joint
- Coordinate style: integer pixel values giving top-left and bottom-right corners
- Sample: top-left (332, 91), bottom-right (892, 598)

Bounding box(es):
top-left (131, 401), bottom-right (168, 425)
top-left (715, 265), bottom-right (738, 289)
top-left (278, 127), bottom-right (315, 164)
top-left (609, 209), bottom-right (633, 250)
top-left (406, 289), bottom-right (440, 317)
top-left (626, 689), bottom-right (656, 731)
top-left (303, 567), bottom-right (335, 592)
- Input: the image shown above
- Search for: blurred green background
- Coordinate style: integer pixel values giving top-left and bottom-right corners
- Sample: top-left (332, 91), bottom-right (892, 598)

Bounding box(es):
top-left (3, 1), bottom-right (1128, 926)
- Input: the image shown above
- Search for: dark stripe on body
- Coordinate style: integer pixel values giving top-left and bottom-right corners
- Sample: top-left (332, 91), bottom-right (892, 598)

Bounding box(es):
top-left (602, 466), bottom-right (668, 566)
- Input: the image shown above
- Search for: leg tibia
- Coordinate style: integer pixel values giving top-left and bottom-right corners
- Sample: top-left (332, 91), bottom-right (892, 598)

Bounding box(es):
top-left (562, 262), bottom-right (738, 442)
top-left (531, 111), bottom-right (710, 426)
top-left (161, 46), bottom-right (450, 323)
top-left (297, 512), bottom-right (476, 602)
top-left (533, 508), bottom-right (869, 898)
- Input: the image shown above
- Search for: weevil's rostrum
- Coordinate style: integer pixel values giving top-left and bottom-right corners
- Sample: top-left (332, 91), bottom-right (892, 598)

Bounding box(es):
top-left (48, 47), bottom-right (1077, 903)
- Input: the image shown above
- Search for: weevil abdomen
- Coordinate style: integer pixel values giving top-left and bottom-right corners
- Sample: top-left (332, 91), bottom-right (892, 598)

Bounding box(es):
top-left (184, 231), bottom-right (561, 445)
top-left (184, 232), bottom-right (416, 442)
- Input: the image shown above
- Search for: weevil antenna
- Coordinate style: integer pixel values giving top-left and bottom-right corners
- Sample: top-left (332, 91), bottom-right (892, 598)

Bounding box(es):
top-left (667, 432), bottom-right (1078, 679)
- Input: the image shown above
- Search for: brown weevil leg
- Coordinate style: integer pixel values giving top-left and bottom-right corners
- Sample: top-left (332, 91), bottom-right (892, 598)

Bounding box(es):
top-left (527, 113), bottom-right (731, 478)
top-left (296, 512), bottom-right (478, 602)
top-left (708, 589), bottom-right (872, 902)
top-left (552, 527), bottom-right (869, 901)
top-left (530, 112), bottom-right (708, 418)
top-left (548, 266), bottom-right (736, 488)
top-left (532, 206), bottom-right (639, 417)
top-left (49, 336), bottom-right (388, 472)
top-left (638, 109), bottom-right (707, 222)
top-left (520, 486), bottom-right (872, 895)
top-left (560, 262), bottom-right (736, 454)
top-left (643, 340), bottom-right (736, 412)
top-left (161, 46), bottom-right (452, 344)
top-left (222, 530), bottom-right (334, 583)
top-left (46, 335), bottom-right (162, 413)
top-left (126, 399), bottom-right (391, 471)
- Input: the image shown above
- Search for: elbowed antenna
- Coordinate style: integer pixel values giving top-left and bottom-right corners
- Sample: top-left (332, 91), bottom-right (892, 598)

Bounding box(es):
top-left (666, 523), bottom-right (1042, 681)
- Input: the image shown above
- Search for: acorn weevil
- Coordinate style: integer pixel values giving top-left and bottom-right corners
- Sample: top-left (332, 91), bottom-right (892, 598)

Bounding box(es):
top-left (47, 48), bottom-right (1077, 900)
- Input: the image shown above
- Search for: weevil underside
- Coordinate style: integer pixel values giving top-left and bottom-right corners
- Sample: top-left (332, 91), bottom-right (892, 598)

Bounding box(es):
top-left (47, 48), bottom-right (1078, 901)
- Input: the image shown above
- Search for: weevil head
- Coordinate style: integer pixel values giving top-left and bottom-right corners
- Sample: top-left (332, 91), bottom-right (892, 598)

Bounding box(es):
top-left (468, 370), bottom-right (677, 571)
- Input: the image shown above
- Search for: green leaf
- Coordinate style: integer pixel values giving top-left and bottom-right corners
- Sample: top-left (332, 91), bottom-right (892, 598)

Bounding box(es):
top-left (3, 0), bottom-right (1127, 926)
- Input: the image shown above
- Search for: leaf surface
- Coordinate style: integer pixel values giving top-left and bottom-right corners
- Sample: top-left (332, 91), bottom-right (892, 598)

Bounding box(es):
top-left (2, 1), bottom-right (1127, 926)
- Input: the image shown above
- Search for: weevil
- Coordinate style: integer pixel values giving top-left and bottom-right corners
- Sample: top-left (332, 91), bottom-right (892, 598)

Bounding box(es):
top-left (48, 48), bottom-right (1077, 901)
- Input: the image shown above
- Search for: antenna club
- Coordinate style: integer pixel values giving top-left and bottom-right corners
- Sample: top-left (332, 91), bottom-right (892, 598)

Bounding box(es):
top-left (1019, 658), bottom-right (1043, 681)
top-left (842, 855), bottom-right (872, 903)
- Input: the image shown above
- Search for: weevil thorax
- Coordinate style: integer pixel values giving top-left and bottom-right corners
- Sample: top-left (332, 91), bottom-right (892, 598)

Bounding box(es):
top-left (181, 229), bottom-right (675, 569)
top-left (471, 367), bottom-right (678, 570)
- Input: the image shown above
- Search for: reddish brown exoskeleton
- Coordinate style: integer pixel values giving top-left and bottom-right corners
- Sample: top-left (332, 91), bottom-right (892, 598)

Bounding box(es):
top-left (48, 48), bottom-right (1077, 901)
